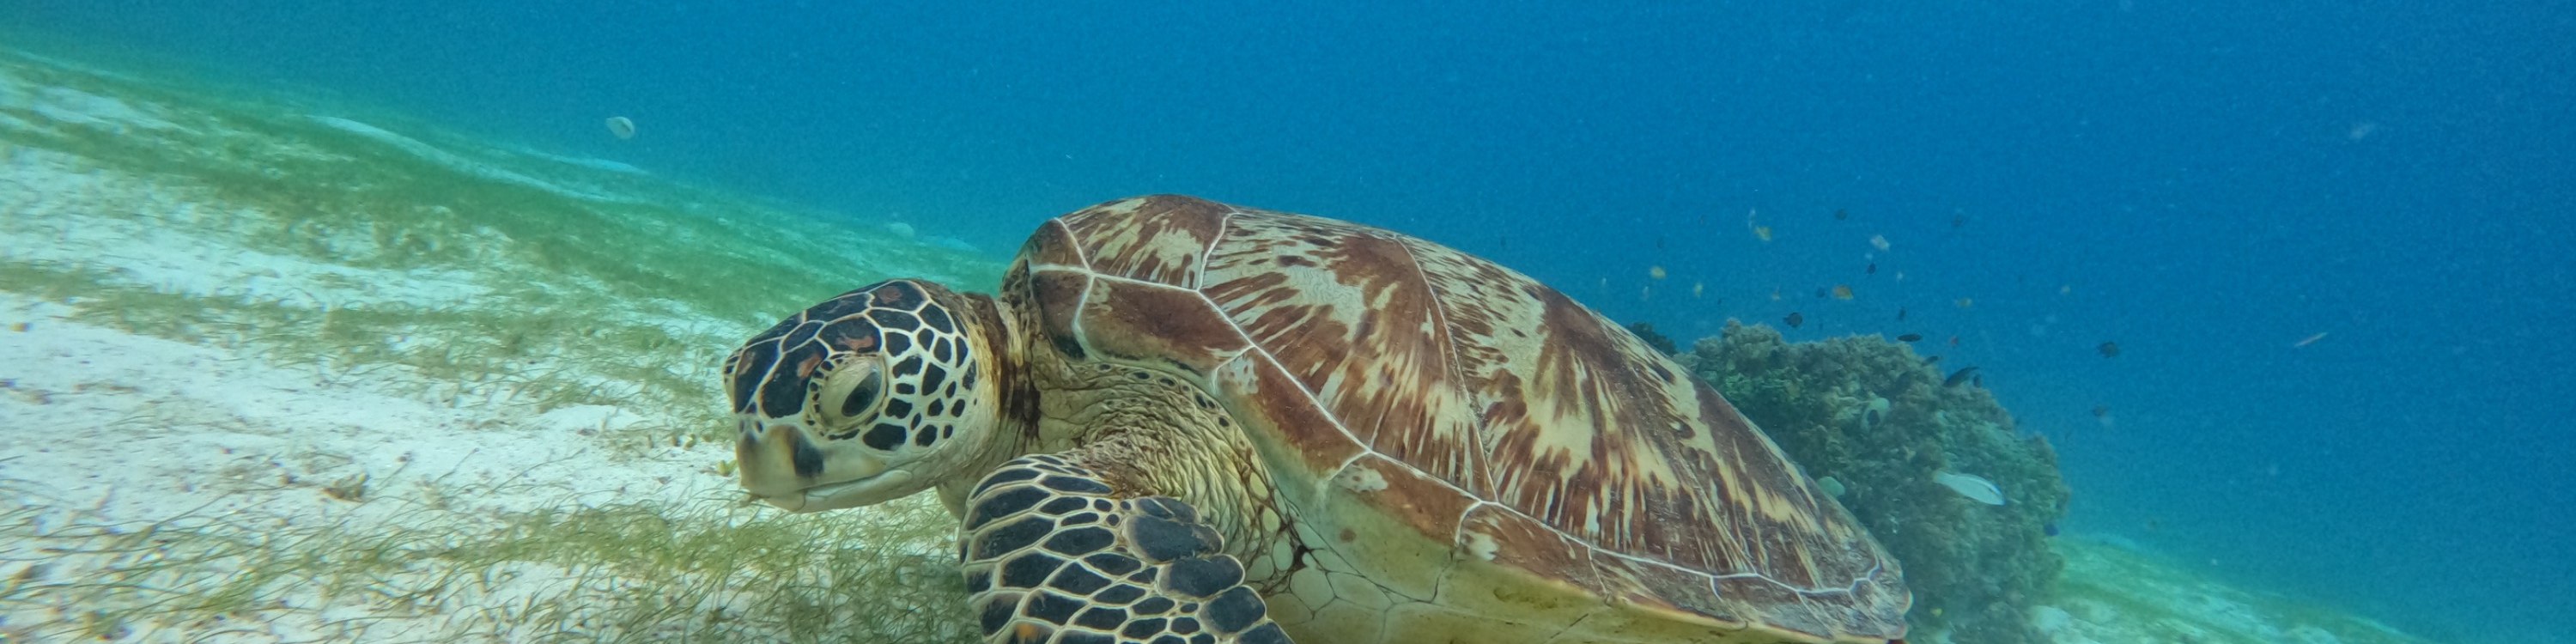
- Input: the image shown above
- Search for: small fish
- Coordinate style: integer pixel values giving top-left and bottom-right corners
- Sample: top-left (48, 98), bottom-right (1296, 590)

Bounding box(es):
top-left (2059, 284), bottom-right (2073, 295)
top-left (2091, 404), bottom-right (2111, 418)
top-left (2293, 331), bottom-right (2329, 348)
top-left (2098, 341), bottom-right (2121, 357)
top-left (1863, 408), bottom-right (1881, 426)
top-left (1832, 284), bottom-right (1855, 300)
top-left (1769, 288), bottom-right (1783, 301)
top-left (1947, 335), bottom-right (1960, 346)
top-left (1866, 263), bottom-right (1877, 275)
top-left (1655, 236), bottom-right (1667, 250)
top-left (1951, 213), bottom-right (1966, 228)
top-left (1817, 476), bottom-right (1848, 497)
top-left (1942, 366), bottom-right (1979, 387)
top-left (1869, 234), bottom-right (1891, 252)
top-left (1896, 333), bottom-right (1923, 343)
top-left (1649, 265), bottom-right (1668, 280)
top-left (1896, 307), bottom-right (1908, 321)
top-left (1784, 312), bottom-right (1805, 328)
top-left (1972, 374), bottom-right (1984, 389)
top-left (1692, 282), bottom-right (1705, 298)
top-left (1932, 471), bottom-right (2008, 505)
top-left (1834, 208), bottom-right (1850, 221)
top-left (1922, 355), bottom-right (1942, 365)
top-left (1955, 297), bottom-right (1974, 308)
top-left (1754, 225), bottom-right (1773, 242)
top-left (2043, 522), bottom-right (2060, 537)
top-left (1815, 288), bottom-right (1830, 298)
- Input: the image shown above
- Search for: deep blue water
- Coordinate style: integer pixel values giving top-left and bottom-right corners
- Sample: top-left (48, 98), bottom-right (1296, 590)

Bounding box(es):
top-left (9, 2), bottom-right (2571, 641)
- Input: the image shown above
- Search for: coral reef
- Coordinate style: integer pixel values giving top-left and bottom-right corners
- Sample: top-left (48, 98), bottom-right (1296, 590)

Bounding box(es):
top-left (1680, 320), bottom-right (2071, 644)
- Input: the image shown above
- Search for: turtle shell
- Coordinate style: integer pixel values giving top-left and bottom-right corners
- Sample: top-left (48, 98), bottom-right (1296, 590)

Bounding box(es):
top-left (1007, 195), bottom-right (1907, 642)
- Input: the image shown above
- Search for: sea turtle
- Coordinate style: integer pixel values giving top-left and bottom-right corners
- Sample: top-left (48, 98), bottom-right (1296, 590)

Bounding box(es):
top-left (725, 195), bottom-right (1909, 644)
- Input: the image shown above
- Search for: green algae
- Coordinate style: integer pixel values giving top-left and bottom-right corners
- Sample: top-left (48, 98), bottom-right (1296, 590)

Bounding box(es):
top-left (0, 44), bottom-right (1002, 641)
top-left (1682, 321), bottom-right (2071, 644)
top-left (0, 477), bottom-right (975, 642)
top-left (0, 44), bottom-right (1006, 445)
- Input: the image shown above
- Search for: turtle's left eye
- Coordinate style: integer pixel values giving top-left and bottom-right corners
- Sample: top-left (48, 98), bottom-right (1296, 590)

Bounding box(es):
top-left (841, 368), bottom-right (884, 417)
top-left (817, 359), bottom-right (887, 427)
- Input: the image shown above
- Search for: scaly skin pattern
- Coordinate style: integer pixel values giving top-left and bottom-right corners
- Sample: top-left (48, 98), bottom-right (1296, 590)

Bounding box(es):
top-left (1006, 361), bottom-right (1294, 586)
top-left (960, 453), bottom-right (1291, 644)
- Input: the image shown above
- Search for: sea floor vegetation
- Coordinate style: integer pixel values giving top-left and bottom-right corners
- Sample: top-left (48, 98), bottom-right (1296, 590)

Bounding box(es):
top-left (0, 45), bottom-right (995, 641)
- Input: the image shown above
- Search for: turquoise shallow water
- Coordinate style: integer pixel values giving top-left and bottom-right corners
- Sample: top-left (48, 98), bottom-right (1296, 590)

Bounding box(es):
top-left (3, 2), bottom-right (2570, 641)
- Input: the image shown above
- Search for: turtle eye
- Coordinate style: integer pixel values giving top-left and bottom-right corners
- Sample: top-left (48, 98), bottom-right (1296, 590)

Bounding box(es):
top-left (840, 368), bottom-right (884, 417)
top-left (817, 359), bottom-right (887, 425)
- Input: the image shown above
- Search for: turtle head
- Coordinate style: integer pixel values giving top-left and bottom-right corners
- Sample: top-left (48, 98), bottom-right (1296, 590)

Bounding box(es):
top-left (726, 279), bottom-right (1012, 513)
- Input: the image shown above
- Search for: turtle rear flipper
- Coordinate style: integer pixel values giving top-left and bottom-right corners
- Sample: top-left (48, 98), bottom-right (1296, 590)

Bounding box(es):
top-left (962, 454), bottom-right (1292, 644)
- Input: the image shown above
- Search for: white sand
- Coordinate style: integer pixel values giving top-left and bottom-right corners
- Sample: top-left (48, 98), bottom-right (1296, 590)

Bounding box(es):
top-left (0, 290), bottom-right (710, 527)
top-left (0, 290), bottom-right (750, 641)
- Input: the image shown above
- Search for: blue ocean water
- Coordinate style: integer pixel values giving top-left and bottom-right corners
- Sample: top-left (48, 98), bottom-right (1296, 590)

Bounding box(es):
top-left (9, 1), bottom-right (2568, 641)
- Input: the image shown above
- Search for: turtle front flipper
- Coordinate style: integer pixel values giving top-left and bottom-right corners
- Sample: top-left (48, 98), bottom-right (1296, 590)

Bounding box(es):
top-left (962, 454), bottom-right (1292, 644)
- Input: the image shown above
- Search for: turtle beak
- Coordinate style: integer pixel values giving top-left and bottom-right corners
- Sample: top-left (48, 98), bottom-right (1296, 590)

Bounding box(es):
top-left (734, 419), bottom-right (910, 512)
top-left (736, 419), bottom-right (822, 507)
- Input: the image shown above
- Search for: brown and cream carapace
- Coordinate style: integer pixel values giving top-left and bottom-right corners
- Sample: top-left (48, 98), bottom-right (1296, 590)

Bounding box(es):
top-left (726, 195), bottom-right (1908, 644)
